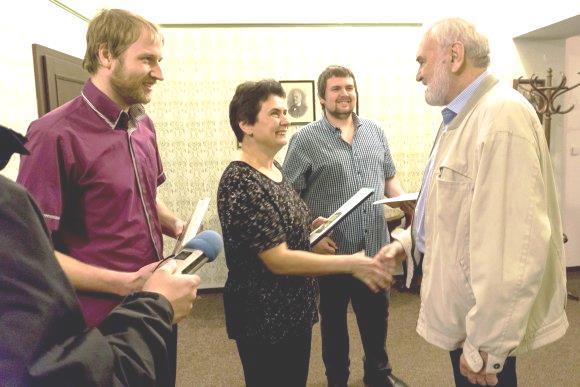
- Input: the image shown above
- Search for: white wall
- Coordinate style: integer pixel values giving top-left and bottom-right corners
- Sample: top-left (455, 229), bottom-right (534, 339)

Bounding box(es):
top-left (513, 38), bottom-right (567, 208)
top-left (1, 1), bottom-right (577, 275)
top-left (149, 25), bottom-right (434, 288)
top-left (0, 1), bottom-right (87, 180)
top-left (563, 36), bottom-right (580, 266)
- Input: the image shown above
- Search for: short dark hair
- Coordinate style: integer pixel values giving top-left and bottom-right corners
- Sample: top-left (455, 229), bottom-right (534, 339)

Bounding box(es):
top-left (317, 65), bottom-right (358, 110)
top-left (229, 80), bottom-right (286, 143)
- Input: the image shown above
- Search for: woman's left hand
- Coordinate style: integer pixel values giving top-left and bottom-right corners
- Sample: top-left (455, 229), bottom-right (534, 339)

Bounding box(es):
top-left (312, 236), bottom-right (337, 255)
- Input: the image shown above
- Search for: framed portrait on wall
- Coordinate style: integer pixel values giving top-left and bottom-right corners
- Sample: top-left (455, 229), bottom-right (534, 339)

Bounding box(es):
top-left (280, 80), bottom-right (315, 125)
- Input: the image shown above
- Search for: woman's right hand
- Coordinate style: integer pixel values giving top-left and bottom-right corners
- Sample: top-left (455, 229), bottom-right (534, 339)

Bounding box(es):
top-left (350, 249), bottom-right (397, 292)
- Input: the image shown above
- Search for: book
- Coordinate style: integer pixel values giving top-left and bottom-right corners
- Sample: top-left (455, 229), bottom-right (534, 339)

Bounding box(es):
top-left (309, 188), bottom-right (374, 246)
top-left (372, 192), bottom-right (418, 205)
top-left (172, 197), bottom-right (210, 260)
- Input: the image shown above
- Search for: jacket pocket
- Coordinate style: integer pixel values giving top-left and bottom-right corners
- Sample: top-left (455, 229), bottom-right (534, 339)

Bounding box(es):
top-left (432, 167), bottom-right (475, 310)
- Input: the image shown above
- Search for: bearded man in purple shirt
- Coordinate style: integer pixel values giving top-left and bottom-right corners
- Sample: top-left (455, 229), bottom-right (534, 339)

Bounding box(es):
top-left (17, 9), bottom-right (185, 380)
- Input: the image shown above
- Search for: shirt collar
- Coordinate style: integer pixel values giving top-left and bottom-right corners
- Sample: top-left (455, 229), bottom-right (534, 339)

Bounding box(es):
top-left (321, 112), bottom-right (362, 133)
top-left (446, 70), bottom-right (490, 116)
top-left (81, 79), bottom-right (145, 130)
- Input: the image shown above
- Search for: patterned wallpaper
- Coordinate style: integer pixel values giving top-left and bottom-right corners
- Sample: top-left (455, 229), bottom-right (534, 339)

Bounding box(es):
top-left (148, 26), bottom-right (441, 288)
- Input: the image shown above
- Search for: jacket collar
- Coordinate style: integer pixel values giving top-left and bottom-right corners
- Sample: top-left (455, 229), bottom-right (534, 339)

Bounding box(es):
top-left (446, 74), bottom-right (499, 131)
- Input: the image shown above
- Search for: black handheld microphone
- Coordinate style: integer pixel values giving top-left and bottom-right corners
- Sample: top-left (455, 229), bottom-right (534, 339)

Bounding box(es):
top-left (175, 230), bottom-right (223, 274)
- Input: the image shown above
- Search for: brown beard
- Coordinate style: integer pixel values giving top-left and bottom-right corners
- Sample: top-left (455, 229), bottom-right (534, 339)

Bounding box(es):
top-left (325, 99), bottom-right (354, 120)
top-left (110, 57), bottom-right (154, 106)
top-left (326, 109), bottom-right (352, 120)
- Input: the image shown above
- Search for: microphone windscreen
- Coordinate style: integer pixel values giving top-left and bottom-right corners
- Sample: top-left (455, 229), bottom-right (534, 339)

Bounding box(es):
top-left (183, 230), bottom-right (223, 262)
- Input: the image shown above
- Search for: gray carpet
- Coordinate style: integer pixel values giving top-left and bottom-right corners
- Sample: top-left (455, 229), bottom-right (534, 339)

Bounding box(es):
top-left (176, 272), bottom-right (580, 386)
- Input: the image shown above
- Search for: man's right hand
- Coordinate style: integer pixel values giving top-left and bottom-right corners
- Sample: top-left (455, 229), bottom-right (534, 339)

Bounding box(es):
top-left (351, 252), bottom-right (395, 293)
top-left (376, 241), bottom-right (407, 263)
top-left (120, 261), bottom-right (160, 296)
top-left (142, 259), bottom-right (201, 324)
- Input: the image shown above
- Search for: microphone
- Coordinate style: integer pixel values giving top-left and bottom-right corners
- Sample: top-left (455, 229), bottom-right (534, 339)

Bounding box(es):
top-left (175, 230), bottom-right (223, 274)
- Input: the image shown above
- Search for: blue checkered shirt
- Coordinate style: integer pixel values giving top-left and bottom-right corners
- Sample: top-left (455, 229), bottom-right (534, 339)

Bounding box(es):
top-left (414, 70), bottom-right (490, 254)
top-left (283, 114), bottom-right (396, 257)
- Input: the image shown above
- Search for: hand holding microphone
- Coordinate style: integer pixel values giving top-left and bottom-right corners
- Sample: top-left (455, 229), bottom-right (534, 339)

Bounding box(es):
top-left (144, 230), bottom-right (223, 323)
top-left (142, 259), bottom-right (201, 324)
top-left (177, 230), bottom-right (223, 274)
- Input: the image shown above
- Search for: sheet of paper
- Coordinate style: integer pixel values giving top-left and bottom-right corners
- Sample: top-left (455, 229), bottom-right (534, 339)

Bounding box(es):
top-left (172, 197), bottom-right (210, 256)
top-left (373, 192), bottom-right (418, 205)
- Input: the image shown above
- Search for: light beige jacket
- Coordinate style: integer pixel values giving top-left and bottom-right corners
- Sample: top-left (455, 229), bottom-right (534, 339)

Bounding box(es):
top-left (394, 75), bottom-right (568, 374)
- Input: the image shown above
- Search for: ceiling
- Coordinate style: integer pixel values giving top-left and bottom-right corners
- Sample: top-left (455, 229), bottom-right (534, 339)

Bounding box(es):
top-left (55, 0), bottom-right (579, 39)
top-left (55, 0), bottom-right (425, 25)
top-left (515, 15), bottom-right (580, 39)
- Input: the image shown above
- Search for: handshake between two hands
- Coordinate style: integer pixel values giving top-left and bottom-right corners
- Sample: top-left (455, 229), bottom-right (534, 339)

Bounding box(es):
top-left (310, 216), bottom-right (407, 293)
top-left (356, 241), bottom-right (407, 293)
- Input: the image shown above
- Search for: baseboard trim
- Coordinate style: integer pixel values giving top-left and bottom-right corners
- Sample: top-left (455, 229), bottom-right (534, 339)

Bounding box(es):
top-left (198, 287), bottom-right (224, 294)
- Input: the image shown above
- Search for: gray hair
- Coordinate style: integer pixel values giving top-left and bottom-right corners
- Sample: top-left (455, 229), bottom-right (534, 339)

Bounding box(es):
top-left (428, 18), bottom-right (490, 68)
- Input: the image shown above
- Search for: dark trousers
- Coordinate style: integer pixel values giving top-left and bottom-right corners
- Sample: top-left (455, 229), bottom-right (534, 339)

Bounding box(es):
top-left (450, 349), bottom-right (517, 387)
top-left (168, 325), bottom-right (178, 386)
top-left (236, 329), bottom-right (312, 387)
top-left (319, 274), bottom-right (391, 386)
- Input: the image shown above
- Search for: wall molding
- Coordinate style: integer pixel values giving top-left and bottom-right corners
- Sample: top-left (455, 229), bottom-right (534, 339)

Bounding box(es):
top-left (50, 0), bottom-right (89, 22)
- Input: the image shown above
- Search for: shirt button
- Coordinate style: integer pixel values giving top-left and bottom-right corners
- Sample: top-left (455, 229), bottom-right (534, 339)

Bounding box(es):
top-left (364, 229), bottom-right (368, 234)
top-left (363, 209), bottom-right (367, 214)
top-left (493, 364), bottom-right (500, 370)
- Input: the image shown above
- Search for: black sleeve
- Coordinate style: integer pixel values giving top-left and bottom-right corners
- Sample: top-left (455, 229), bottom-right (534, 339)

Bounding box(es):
top-left (29, 293), bottom-right (174, 387)
top-left (218, 165), bottom-right (286, 254)
top-left (0, 177), bottom-right (174, 387)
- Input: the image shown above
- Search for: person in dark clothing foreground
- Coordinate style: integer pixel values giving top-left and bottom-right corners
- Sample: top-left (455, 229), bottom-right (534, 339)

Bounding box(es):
top-left (0, 124), bottom-right (200, 386)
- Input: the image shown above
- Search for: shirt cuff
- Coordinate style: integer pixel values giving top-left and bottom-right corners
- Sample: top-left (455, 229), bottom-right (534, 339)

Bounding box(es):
top-left (463, 338), bottom-right (507, 374)
top-left (42, 213), bottom-right (60, 231)
top-left (390, 227), bottom-right (413, 288)
top-left (157, 171), bottom-right (166, 186)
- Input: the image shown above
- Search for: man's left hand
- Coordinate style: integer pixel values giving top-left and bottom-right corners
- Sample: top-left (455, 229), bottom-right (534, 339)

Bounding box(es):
top-left (311, 216), bottom-right (327, 230)
top-left (460, 351), bottom-right (499, 386)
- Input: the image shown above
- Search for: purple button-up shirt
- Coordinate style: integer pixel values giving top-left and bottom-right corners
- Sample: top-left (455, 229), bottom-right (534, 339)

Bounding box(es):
top-left (18, 80), bottom-right (166, 327)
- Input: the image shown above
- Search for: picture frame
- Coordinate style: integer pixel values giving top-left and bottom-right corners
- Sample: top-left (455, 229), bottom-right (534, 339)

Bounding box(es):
top-left (280, 80), bottom-right (315, 125)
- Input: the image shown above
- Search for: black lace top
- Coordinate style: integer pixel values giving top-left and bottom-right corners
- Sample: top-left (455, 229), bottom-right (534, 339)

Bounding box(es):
top-left (217, 161), bottom-right (318, 344)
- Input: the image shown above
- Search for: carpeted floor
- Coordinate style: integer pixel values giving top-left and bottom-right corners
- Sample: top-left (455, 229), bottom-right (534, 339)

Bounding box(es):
top-left (176, 272), bottom-right (580, 386)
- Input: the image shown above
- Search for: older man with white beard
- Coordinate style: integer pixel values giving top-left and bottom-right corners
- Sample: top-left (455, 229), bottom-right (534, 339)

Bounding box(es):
top-left (385, 17), bottom-right (568, 386)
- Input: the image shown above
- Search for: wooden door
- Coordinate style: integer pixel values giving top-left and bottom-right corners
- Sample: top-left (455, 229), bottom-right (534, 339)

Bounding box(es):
top-left (32, 44), bottom-right (89, 117)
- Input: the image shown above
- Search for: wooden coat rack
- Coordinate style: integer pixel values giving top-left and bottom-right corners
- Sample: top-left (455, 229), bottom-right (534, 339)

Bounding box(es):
top-left (514, 68), bottom-right (579, 301)
top-left (514, 68), bottom-right (580, 147)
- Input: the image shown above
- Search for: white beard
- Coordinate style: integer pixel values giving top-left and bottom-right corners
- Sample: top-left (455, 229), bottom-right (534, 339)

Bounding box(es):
top-left (425, 60), bottom-right (450, 106)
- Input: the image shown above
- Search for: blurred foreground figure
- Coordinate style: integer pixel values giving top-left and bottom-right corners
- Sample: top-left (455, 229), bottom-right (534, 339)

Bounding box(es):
top-left (0, 124), bottom-right (200, 386)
